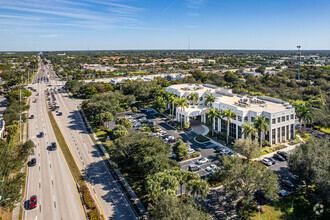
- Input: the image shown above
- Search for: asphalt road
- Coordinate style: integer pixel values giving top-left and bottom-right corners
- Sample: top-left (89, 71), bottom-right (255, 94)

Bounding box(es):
top-left (24, 59), bottom-right (85, 220)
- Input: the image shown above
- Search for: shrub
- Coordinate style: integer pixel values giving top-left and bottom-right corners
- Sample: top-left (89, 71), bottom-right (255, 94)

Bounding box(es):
top-left (190, 152), bottom-right (200, 158)
top-left (88, 208), bottom-right (102, 220)
top-left (80, 184), bottom-right (96, 210)
top-left (131, 107), bottom-right (138, 113)
top-left (195, 134), bottom-right (210, 143)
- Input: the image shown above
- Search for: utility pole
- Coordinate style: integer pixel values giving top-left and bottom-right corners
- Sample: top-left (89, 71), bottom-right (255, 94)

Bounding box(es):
top-left (297, 45), bottom-right (301, 80)
top-left (19, 89), bottom-right (21, 142)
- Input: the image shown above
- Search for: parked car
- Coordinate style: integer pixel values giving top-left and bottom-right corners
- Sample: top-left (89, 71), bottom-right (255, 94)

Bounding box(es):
top-left (261, 158), bottom-right (272, 166)
top-left (278, 151), bottom-right (289, 159)
top-left (219, 149), bottom-right (230, 155)
top-left (215, 147), bottom-right (225, 153)
top-left (274, 154), bottom-right (285, 161)
top-left (268, 157), bottom-right (276, 164)
top-left (29, 195), bottom-right (37, 209)
top-left (282, 180), bottom-right (295, 190)
top-left (189, 164), bottom-right (201, 171)
top-left (29, 158), bottom-right (36, 167)
top-left (188, 148), bottom-right (195, 154)
top-left (255, 190), bottom-right (273, 203)
top-left (196, 158), bottom-right (209, 165)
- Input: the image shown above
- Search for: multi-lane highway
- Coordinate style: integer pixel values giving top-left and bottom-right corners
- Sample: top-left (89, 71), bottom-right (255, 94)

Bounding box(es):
top-left (33, 56), bottom-right (138, 219)
top-left (24, 57), bottom-right (85, 220)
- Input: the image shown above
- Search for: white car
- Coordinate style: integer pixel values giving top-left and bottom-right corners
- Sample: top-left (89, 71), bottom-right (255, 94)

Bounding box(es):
top-left (196, 158), bottom-right (209, 165)
top-left (188, 149), bottom-right (195, 154)
top-left (261, 158), bottom-right (272, 166)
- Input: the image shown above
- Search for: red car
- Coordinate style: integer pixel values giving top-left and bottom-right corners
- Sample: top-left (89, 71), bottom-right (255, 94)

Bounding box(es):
top-left (29, 195), bottom-right (37, 209)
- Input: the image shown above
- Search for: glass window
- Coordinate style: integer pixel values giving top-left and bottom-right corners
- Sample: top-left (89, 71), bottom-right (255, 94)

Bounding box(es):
top-left (238, 116), bottom-right (242, 122)
top-left (286, 115), bottom-right (289, 121)
top-left (277, 127), bottom-right (281, 143)
top-left (251, 117), bottom-right (255, 122)
top-left (277, 117), bottom-right (281, 123)
top-left (238, 126), bottom-right (242, 138)
top-left (291, 124), bottom-right (294, 139)
top-left (286, 125), bottom-right (289, 140)
top-left (221, 119), bottom-right (227, 133)
top-left (282, 126), bottom-right (285, 141)
top-left (272, 129), bottom-right (276, 145)
top-left (215, 118), bottom-right (219, 131)
top-left (244, 116), bottom-right (248, 122)
top-left (229, 123), bottom-right (236, 139)
top-left (282, 116), bottom-right (285, 122)
top-left (291, 114), bottom-right (294, 120)
top-left (272, 118), bottom-right (276, 124)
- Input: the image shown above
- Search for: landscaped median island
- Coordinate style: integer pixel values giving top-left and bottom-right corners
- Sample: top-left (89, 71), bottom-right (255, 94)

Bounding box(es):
top-left (47, 111), bottom-right (102, 220)
top-left (195, 134), bottom-right (210, 143)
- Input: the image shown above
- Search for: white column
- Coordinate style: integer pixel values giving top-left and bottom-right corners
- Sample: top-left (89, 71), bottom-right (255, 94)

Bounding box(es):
top-left (236, 124), bottom-right (239, 139)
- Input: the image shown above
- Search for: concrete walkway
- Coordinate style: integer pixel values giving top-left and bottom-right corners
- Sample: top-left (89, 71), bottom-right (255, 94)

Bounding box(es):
top-left (191, 124), bottom-right (209, 136)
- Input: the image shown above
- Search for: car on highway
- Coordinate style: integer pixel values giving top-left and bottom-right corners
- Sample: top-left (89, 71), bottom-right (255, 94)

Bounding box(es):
top-left (39, 132), bottom-right (44, 138)
top-left (29, 158), bottom-right (36, 167)
top-left (261, 158), bottom-right (272, 166)
top-left (196, 158), bottom-right (209, 165)
top-left (274, 153), bottom-right (285, 161)
top-left (29, 195), bottom-right (37, 209)
top-left (189, 164), bottom-right (201, 171)
top-left (58, 111), bottom-right (62, 116)
top-left (29, 115), bottom-right (34, 119)
top-left (51, 142), bottom-right (57, 151)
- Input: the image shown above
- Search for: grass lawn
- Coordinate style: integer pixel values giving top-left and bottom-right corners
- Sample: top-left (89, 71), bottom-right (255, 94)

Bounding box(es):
top-left (320, 127), bottom-right (330, 134)
top-left (250, 205), bottom-right (283, 220)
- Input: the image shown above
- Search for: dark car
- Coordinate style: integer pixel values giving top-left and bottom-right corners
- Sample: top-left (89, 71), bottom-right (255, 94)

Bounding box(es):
top-left (278, 151), bottom-right (288, 159)
top-left (214, 147), bottom-right (224, 153)
top-left (51, 142), bottom-right (57, 151)
top-left (147, 121), bottom-right (155, 127)
top-left (255, 190), bottom-right (273, 203)
top-left (274, 153), bottom-right (285, 161)
top-left (282, 180), bottom-right (295, 190)
top-left (39, 132), bottom-right (44, 138)
top-left (30, 115), bottom-right (34, 119)
top-left (268, 157), bottom-right (276, 164)
top-left (29, 195), bottom-right (37, 209)
top-left (29, 158), bottom-right (36, 166)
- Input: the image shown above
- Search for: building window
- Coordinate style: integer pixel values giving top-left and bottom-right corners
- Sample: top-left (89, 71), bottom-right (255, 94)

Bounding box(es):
top-left (286, 115), bottom-right (289, 121)
top-left (221, 119), bottom-right (227, 133)
top-left (244, 116), bottom-right (248, 122)
top-left (286, 125), bottom-right (289, 140)
top-left (229, 123), bottom-right (236, 139)
top-left (282, 126), bottom-right (285, 141)
top-left (291, 124), bottom-right (294, 139)
top-left (272, 118), bottom-right (276, 124)
top-left (238, 126), bottom-right (242, 138)
top-left (291, 114), bottom-right (294, 120)
top-left (277, 117), bottom-right (281, 123)
top-left (277, 128), bottom-right (281, 143)
top-left (251, 117), bottom-right (255, 122)
top-left (282, 116), bottom-right (285, 122)
top-left (238, 116), bottom-right (242, 122)
top-left (272, 129), bottom-right (276, 145)
top-left (215, 118), bottom-right (219, 131)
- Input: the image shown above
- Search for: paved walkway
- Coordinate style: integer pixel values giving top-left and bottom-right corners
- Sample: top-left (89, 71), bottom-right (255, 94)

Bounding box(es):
top-left (191, 124), bottom-right (209, 135)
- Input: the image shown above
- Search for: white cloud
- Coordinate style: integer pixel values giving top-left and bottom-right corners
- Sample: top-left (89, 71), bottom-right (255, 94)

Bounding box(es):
top-left (186, 0), bottom-right (206, 9)
top-left (43, 34), bottom-right (62, 38)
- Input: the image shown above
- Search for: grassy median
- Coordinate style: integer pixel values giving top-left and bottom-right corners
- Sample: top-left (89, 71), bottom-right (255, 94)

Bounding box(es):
top-left (48, 111), bottom-right (102, 220)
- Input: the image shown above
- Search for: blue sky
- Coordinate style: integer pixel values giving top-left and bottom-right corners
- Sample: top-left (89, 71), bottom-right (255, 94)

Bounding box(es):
top-left (0, 0), bottom-right (329, 51)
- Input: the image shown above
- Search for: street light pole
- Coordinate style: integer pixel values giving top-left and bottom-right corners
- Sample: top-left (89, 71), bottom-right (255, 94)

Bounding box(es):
top-left (19, 89), bottom-right (21, 142)
top-left (297, 45), bottom-right (301, 80)
top-left (258, 205), bottom-right (260, 220)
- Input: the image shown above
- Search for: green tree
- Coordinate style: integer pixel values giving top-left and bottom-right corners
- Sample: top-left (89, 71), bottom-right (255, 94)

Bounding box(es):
top-left (172, 139), bottom-right (188, 159)
top-left (176, 97), bottom-right (189, 128)
top-left (220, 109), bottom-right (237, 144)
top-left (131, 107), bottom-right (138, 113)
top-left (288, 138), bottom-right (330, 201)
top-left (241, 121), bottom-right (258, 139)
top-left (233, 138), bottom-right (261, 161)
top-left (204, 93), bottom-right (215, 107)
top-left (218, 155), bottom-right (279, 207)
top-left (253, 116), bottom-right (269, 147)
top-left (188, 93), bottom-right (199, 106)
top-left (206, 108), bottom-right (219, 136)
top-left (295, 103), bottom-right (307, 130)
top-left (153, 96), bottom-right (167, 114)
top-left (112, 125), bottom-right (128, 139)
top-left (302, 108), bottom-right (314, 131)
top-left (115, 117), bottom-right (132, 130)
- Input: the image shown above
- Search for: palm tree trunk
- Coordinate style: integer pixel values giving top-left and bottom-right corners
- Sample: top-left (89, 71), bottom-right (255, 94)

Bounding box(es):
top-left (226, 121), bottom-right (229, 144)
top-left (260, 131), bottom-right (262, 147)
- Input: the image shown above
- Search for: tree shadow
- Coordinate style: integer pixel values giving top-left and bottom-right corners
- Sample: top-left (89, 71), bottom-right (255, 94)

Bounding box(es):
top-left (65, 110), bottom-right (89, 134)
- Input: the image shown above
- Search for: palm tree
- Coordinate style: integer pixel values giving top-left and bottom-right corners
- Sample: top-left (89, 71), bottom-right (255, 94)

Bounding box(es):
top-left (241, 121), bottom-right (258, 139)
top-left (253, 116), bottom-right (269, 147)
top-left (204, 93), bottom-right (215, 107)
top-left (188, 93), bottom-right (199, 106)
top-left (295, 103), bottom-right (307, 130)
top-left (198, 180), bottom-right (210, 201)
top-left (220, 109), bottom-right (237, 144)
top-left (167, 92), bottom-right (176, 116)
top-left (206, 108), bottom-right (220, 136)
top-left (302, 108), bottom-right (314, 131)
top-left (176, 97), bottom-right (189, 128)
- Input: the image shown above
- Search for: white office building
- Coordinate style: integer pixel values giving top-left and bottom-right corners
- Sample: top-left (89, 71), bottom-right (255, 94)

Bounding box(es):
top-left (166, 84), bottom-right (296, 145)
